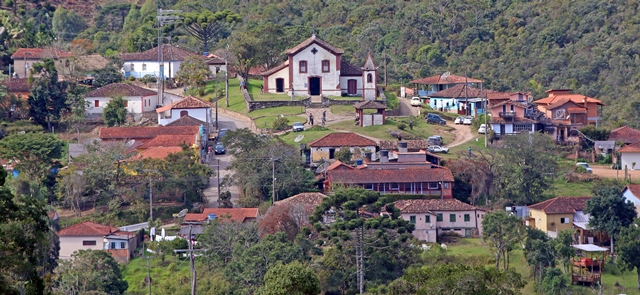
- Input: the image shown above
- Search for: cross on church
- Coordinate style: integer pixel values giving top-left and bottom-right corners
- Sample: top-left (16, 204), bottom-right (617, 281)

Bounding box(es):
top-left (311, 47), bottom-right (318, 55)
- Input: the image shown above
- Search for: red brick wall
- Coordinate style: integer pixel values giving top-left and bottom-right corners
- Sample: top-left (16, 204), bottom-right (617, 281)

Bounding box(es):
top-left (106, 249), bottom-right (130, 264)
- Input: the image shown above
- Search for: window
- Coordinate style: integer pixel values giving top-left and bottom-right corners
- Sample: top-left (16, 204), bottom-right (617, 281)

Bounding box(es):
top-left (560, 217), bottom-right (570, 224)
top-left (322, 60), bottom-right (330, 72)
top-left (450, 214), bottom-right (456, 222)
top-left (428, 182), bottom-right (439, 189)
top-left (363, 183), bottom-right (374, 190)
top-left (180, 110), bottom-right (189, 117)
top-left (464, 214), bottom-right (470, 222)
top-left (409, 216), bottom-right (416, 224)
top-left (390, 183), bottom-right (399, 190)
top-left (83, 240), bottom-right (96, 246)
top-left (94, 100), bottom-right (99, 107)
top-left (513, 124), bottom-right (532, 133)
top-left (425, 215), bottom-right (431, 223)
top-left (120, 242), bottom-right (126, 249)
top-left (299, 61), bottom-right (307, 73)
top-left (111, 242), bottom-right (116, 249)
top-left (437, 213), bottom-right (443, 222)
top-left (216, 67), bottom-right (220, 73)
top-left (444, 182), bottom-right (450, 189)
top-left (142, 64), bottom-right (147, 71)
top-left (367, 73), bottom-right (372, 83)
top-left (130, 63), bottom-right (135, 71)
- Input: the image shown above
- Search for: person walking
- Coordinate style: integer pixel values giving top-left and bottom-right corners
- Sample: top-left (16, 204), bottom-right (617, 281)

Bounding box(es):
top-left (322, 110), bottom-right (326, 121)
top-left (309, 113), bottom-right (314, 126)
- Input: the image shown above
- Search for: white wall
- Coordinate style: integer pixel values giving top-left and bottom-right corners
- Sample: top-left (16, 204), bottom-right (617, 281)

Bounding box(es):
top-left (59, 236), bottom-right (104, 259)
top-left (622, 188), bottom-right (640, 217)
top-left (339, 76), bottom-right (363, 96)
top-left (123, 61), bottom-right (186, 79)
top-left (401, 212), bottom-right (437, 242)
top-left (158, 107), bottom-right (210, 126)
top-left (208, 65), bottom-right (228, 76)
top-left (266, 67), bottom-right (290, 94)
top-left (291, 45), bottom-right (341, 96)
top-left (621, 153), bottom-right (640, 170)
top-left (85, 95), bottom-right (156, 114)
top-left (311, 145), bottom-right (376, 162)
top-left (363, 70), bottom-right (377, 100)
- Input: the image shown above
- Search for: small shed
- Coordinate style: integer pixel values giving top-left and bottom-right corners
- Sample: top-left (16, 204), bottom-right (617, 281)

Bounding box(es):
top-left (354, 100), bottom-right (386, 127)
top-left (593, 141), bottom-right (615, 155)
top-left (571, 244), bottom-right (607, 286)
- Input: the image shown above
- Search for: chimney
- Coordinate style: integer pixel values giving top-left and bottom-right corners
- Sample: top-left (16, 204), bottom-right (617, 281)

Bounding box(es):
top-left (364, 152), bottom-right (372, 163)
top-left (380, 150), bottom-right (389, 163)
top-left (398, 142), bottom-right (408, 153)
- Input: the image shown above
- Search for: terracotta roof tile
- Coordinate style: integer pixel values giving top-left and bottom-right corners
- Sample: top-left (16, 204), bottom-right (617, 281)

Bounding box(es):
top-left (410, 74), bottom-right (483, 85)
top-left (285, 34), bottom-right (344, 55)
top-left (394, 199), bottom-right (483, 213)
top-left (354, 100), bottom-right (386, 109)
top-left (624, 184), bottom-right (640, 199)
top-left (275, 192), bottom-right (328, 207)
top-left (527, 196), bottom-right (591, 214)
top-left (328, 167), bottom-right (454, 184)
top-left (619, 141), bottom-right (640, 153)
top-left (86, 83), bottom-right (157, 98)
top-left (535, 90), bottom-right (604, 106)
top-left (261, 60), bottom-right (289, 76)
top-left (2, 78), bottom-right (30, 92)
top-left (132, 146), bottom-right (183, 160)
top-left (610, 126), bottom-right (640, 145)
top-left (326, 160), bottom-right (354, 171)
top-left (206, 57), bottom-right (225, 65)
top-left (11, 47), bottom-right (73, 59)
top-left (137, 134), bottom-right (196, 149)
top-left (57, 221), bottom-right (120, 236)
top-left (308, 132), bottom-right (376, 147)
top-left (183, 208), bottom-right (259, 223)
top-left (165, 115), bottom-right (206, 127)
top-left (156, 95), bottom-right (210, 113)
top-left (340, 59), bottom-right (362, 76)
top-left (379, 140), bottom-right (431, 150)
top-left (120, 44), bottom-right (196, 62)
top-left (428, 84), bottom-right (496, 98)
top-left (489, 100), bottom-right (528, 109)
top-left (99, 126), bottom-right (199, 140)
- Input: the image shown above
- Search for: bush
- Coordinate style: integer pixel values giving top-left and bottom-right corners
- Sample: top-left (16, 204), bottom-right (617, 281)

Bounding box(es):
top-left (397, 122), bottom-right (407, 130)
top-left (140, 74), bottom-right (157, 84)
top-left (272, 116), bottom-right (290, 131)
top-left (127, 75), bottom-right (135, 81)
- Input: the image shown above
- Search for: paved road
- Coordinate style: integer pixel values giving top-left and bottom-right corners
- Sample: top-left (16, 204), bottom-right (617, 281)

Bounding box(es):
top-left (202, 112), bottom-right (247, 208)
top-left (398, 96), bottom-right (420, 117)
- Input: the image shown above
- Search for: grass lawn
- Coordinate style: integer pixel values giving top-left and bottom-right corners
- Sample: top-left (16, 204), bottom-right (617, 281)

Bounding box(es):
top-left (277, 126), bottom-right (334, 146)
top-left (547, 177), bottom-right (595, 196)
top-left (330, 105), bottom-right (355, 116)
top-left (328, 118), bottom-right (455, 142)
top-left (203, 78), bottom-right (247, 114)
top-left (439, 136), bottom-right (489, 160)
top-left (254, 115), bottom-right (307, 129)
top-left (245, 78), bottom-right (297, 101)
top-left (123, 255), bottom-right (191, 294)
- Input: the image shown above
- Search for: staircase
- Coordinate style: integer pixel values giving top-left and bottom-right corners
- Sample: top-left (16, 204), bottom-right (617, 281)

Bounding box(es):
top-left (309, 95), bottom-right (324, 108)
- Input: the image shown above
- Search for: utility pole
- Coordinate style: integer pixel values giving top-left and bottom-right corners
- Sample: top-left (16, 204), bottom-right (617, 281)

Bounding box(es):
top-left (146, 246), bottom-right (152, 295)
top-left (217, 159), bottom-right (221, 202)
top-left (225, 44), bottom-right (229, 107)
top-left (215, 81), bottom-right (219, 129)
top-left (189, 225), bottom-right (196, 295)
top-left (149, 178), bottom-right (153, 221)
top-left (272, 159), bottom-right (276, 204)
top-left (483, 82), bottom-right (487, 148)
top-left (383, 51), bottom-right (387, 87)
top-left (156, 9), bottom-right (182, 106)
top-left (464, 69), bottom-right (469, 116)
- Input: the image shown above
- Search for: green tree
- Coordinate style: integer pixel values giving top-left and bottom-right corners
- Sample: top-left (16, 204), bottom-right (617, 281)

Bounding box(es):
top-left (585, 184), bottom-right (636, 264)
top-left (182, 10), bottom-right (241, 52)
top-left (498, 132), bottom-right (558, 205)
top-left (334, 147), bottom-right (353, 163)
top-left (616, 218), bottom-right (640, 290)
top-left (553, 230), bottom-right (576, 273)
top-left (28, 58), bottom-right (68, 131)
top-left (52, 7), bottom-right (87, 41)
top-left (230, 31), bottom-right (260, 79)
top-left (176, 56), bottom-right (211, 96)
top-left (256, 261), bottom-right (320, 295)
top-left (55, 250), bottom-right (128, 295)
top-left (64, 83), bottom-right (89, 138)
top-left (578, 125), bottom-right (610, 148)
top-left (537, 267), bottom-right (570, 295)
top-left (0, 132), bottom-right (63, 182)
top-left (93, 56), bottom-right (124, 87)
top-left (103, 96), bottom-right (128, 126)
top-left (523, 227), bottom-right (556, 284)
top-left (482, 210), bottom-right (525, 270)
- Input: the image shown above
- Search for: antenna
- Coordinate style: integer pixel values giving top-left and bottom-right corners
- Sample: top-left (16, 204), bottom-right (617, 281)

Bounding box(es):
top-left (294, 134), bottom-right (305, 142)
top-left (176, 208), bottom-right (188, 218)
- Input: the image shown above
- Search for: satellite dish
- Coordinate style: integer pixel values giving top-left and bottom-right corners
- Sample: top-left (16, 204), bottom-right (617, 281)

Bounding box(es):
top-left (440, 72), bottom-right (450, 80)
top-left (125, 140), bottom-right (136, 148)
top-left (177, 209), bottom-right (188, 218)
top-left (294, 134), bottom-right (304, 142)
top-left (161, 228), bottom-right (166, 238)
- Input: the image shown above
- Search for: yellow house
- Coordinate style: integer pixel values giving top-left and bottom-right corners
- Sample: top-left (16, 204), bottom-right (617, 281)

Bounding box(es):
top-left (526, 196), bottom-right (591, 238)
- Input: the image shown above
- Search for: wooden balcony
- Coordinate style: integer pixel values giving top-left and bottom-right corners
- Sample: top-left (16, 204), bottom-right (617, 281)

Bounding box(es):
top-left (499, 111), bottom-right (516, 119)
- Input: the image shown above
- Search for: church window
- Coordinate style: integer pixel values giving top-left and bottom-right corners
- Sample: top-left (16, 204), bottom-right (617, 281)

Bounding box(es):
top-left (299, 61), bottom-right (307, 73)
top-left (367, 73), bottom-right (373, 83)
top-left (322, 60), bottom-right (330, 72)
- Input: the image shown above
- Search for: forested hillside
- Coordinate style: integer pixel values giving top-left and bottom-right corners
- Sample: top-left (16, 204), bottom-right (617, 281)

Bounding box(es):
top-left (3, 0), bottom-right (640, 126)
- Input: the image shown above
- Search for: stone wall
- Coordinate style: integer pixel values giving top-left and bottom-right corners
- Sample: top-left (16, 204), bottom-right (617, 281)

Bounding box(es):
top-left (248, 98), bottom-right (311, 112)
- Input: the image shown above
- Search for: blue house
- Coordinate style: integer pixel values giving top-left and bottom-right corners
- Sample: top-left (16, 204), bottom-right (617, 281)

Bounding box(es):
top-left (428, 84), bottom-right (493, 117)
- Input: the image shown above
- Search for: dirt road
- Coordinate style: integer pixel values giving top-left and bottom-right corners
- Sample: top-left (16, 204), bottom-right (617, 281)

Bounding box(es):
top-left (590, 164), bottom-right (640, 179)
top-left (447, 123), bottom-right (475, 148)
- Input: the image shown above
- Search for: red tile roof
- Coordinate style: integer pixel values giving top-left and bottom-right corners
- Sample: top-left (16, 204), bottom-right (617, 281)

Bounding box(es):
top-left (624, 184), bottom-right (640, 199)
top-left (86, 83), bottom-right (157, 98)
top-left (261, 60), bottom-right (289, 76)
top-left (488, 100), bottom-right (527, 109)
top-left (428, 84), bottom-right (496, 98)
top-left (183, 208), bottom-right (259, 223)
top-left (57, 221), bottom-right (120, 237)
top-left (618, 141), bottom-right (640, 153)
top-left (410, 74), bottom-right (483, 85)
top-left (11, 47), bottom-right (73, 59)
top-left (308, 132), bottom-right (377, 147)
top-left (379, 140), bottom-right (431, 150)
top-left (137, 134), bottom-right (196, 149)
top-left (99, 126), bottom-right (200, 140)
top-left (285, 34), bottom-right (345, 55)
top-left (132, 146), bottom-right (184, 160)
top-left (156, 95), bottom-right (210, 112)
top-left (2, 78), bottom-right (30, 92)
top-left (274, 192), bottom-right (328, 207)
top-left (610, 126), bottom-right (640, 145)
top-left (340, 59), bottom-right (363, 76)
top-left (527, 196), bottom-right (591, 214)
top-left (120, 44), bottom-right (196, 61)
top-left (326, 160), bottom-right (354, 171)
top-left (354, 100), bottom-right (386, 109)
top-left (165, 115), bottom-right (206, 127)
top-left (394, 199), bottom-right (483, 213)
top-left (535, 90), bottom-right (604, 106)
top-left (328, 167), bottom-right (454, 184)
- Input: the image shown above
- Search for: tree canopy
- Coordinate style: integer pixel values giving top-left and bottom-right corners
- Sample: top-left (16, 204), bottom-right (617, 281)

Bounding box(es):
top-left (55, 249), bottom-right (128, 295)
top-left (103, 96), bottom-right (128, 127)
top-left (255, 261), bottom-right (321, 295)
top-left (182, 9), bottom-right (241, 52)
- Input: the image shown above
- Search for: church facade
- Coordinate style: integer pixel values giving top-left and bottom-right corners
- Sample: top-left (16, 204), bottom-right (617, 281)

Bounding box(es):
top-left (261, 35), bottom-right (378, 99)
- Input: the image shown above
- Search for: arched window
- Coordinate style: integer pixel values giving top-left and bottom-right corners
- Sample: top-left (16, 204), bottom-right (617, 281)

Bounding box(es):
top-left (142, 64), bottom-right (147, 71)
top-left (180, 110), bottom-right (188, 117)
top-left (367, 73), bottom-right (372, 83)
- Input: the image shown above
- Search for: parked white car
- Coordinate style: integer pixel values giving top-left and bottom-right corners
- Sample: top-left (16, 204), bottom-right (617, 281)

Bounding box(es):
top-left (454, 116), bottom-right (463, 124)
top-left (462, 116), bottom-right (473, 125)
top-left (410, 97), bottom-right (422, 106)
top-left (428, 145), bottom-right (449, 153)
top-left (478, 124), bottom-right (488, 134)
top-left (576, 162), bottom-right (593, 173)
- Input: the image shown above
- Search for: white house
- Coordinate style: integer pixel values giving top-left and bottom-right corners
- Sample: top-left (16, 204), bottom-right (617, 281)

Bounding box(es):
top-left (156, 95), bottom-right (211, 127)
top-left (261, 34), bottom-right (378, 98)
top-left (622, 184), bottom-right (640, 217)
top-left (85, 83), bottom-right (157, 114)
top-left (57, 221), bottom-right (137, 263)
top-left (120, 44), bottom-right (196, 80)
top-left (206, 53), bottom-right (228, 76)
top-left (619, 142), bottom-right (640, 170)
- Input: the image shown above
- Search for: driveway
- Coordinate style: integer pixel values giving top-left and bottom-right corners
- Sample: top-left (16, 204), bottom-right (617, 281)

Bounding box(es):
top-left (590, 164), bottom-right (640, 179)
top-left (447, 123), bottom-right (475, 148)
top-left (398, 96), bottom-right (420, 117)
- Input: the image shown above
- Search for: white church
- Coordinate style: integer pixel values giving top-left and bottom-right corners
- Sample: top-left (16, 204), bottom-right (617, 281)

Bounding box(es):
top-left (261, 35), bottom-right (378, 100)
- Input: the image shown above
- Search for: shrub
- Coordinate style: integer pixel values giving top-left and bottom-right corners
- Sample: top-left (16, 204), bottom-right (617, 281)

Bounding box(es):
top-left (397, 122), bottom-right (407, 130)
top-left (272, 116), bottom-right (290, 131)
top-left (127, 75), bottom-right (135, 81)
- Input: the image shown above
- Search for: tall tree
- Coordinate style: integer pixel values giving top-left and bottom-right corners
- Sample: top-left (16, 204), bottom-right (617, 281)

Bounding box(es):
top-left (256, 261), bottom-right (321, 295)
top-left (28, 58), bottom-right (68, 131)
top-left (616, 218), bottom-right (640, 290)
top-left (229, 31), bottom-right (261, 79)
top-left (93, 56), bottom-right (124, 87)
top-left (63, 83), bottom-right (89, 138)
top-left (103, 96), bottom-right (128, 126)
top-left (175, 55), bottom-right (211, 96)
top-left (55, 250), bottom-right (128, 295)
top-left (498, 132), bottom-right (558, 205)
top-left (523, 227), bottom-right (556, 284)
top-left (585, 184), bottom-right (636, 264)
top-left (51, 7), bottom-right (87, 41)
top-left (0, 132), bottom-right (63, 182)
top-left (482, 210), bottom-right (525, 270)
top-left (182, 10), bottom-right (241, 52)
